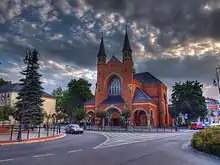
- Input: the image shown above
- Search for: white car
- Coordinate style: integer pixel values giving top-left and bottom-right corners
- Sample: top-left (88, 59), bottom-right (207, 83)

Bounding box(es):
top-left (210, 123), bottom-right (220, 127)
top-left (65, 124), bottom-right (84, 134)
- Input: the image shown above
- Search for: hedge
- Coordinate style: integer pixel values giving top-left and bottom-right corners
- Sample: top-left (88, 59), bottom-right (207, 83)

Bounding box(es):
top-left (191, 126), bottom-right (220, 157)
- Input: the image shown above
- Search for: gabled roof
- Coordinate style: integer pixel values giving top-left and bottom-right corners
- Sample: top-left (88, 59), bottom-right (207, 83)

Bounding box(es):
top-left (108, 55), bottom-right (121, 64)
top-left (101, 95), bottom-right (125, 104)
top-left (134, 72), bottom-right (163, 85)
top-left (132, 87), bottom-right (154, 102)
top-left (0, 83), bottom-right (22, 93)
top-left (0, 83), bottom-right (55, 98)
top-left (84, 98), bottom-right (95, 105)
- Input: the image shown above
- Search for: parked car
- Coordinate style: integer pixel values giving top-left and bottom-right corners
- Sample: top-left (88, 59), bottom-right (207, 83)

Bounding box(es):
top-left (190, 123), bottom-right (203, 130)
top-left (210, 123), bottom-right (220, 127)
top-left (201, 123), bottom-right (210, 129)
top-left (65, 124), bottom-right (84, 134)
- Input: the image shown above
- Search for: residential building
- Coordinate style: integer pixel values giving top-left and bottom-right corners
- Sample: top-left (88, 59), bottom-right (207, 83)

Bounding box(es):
top-left (0, 82), bottom-right (56, 124)
top-left (204, 97), bottom-right (220, 124)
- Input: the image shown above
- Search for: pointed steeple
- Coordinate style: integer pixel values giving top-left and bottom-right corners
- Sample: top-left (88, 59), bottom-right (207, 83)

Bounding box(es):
top-left (97, 33), bottom-right (106, 64)
top-left (122, 24), bottom-right (132, 52)
top-left (97, 32), bottom-right (106, 57)
top-left (122, 24), bottom-right (132, 62)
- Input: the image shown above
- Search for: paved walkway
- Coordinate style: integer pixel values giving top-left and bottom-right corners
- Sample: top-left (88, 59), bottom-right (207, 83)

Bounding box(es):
top-left (0, 129), bottom-right (61, 141)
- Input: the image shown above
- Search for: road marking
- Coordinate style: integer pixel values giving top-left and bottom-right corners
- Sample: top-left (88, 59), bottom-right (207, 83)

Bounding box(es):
top-left (93, 132), bottom-right (186, 149)
top-left (68, 149), bottom-right (83, 153)
top-left (33, 153), bottom-right (54, 158)
top-left (0, 159), bottom-right (14, 163)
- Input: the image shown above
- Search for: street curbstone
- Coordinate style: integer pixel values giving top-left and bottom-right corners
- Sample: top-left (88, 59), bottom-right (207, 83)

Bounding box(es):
top-left (0, 133), bottom-right (66, 146)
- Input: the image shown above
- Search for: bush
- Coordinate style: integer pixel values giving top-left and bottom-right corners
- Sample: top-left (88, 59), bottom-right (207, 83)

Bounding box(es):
top-left (191, 126), bottom-right (220, 157)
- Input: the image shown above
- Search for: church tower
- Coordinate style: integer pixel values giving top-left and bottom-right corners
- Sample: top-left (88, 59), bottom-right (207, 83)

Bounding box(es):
top-left (96, 34), bottom-right (107, 107)
top-left (122, 26), bottom-right (134, 108)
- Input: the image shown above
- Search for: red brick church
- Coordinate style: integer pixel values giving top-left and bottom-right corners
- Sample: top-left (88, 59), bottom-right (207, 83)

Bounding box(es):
top-left (84, 29), bottom-right (172, 127)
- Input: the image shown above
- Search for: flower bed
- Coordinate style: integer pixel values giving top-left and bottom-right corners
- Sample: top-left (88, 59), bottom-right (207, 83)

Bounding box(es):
top-left (191, 126), bottom-right (220, 157)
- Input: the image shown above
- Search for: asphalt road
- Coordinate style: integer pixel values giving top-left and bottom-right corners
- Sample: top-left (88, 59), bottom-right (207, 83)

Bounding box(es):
top-left (0, 131), bottom-right (219, 165)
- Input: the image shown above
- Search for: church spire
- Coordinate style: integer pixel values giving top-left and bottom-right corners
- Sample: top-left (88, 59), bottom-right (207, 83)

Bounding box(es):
top-left (97, 33), bottom-right (106, 57)
top-left (122, 24), bottom-right (132, 62)
top-left (97, 33), bottom-right (106, 64)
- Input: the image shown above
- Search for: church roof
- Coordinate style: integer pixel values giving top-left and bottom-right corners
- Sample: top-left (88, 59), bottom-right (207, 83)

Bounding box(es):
top-left (101, 95), bottom-right (125, 104)
top-left (108, 55), bottom-right (121, 63)
top-left (84, 98), bottom-right (95, 105)
top-left (134, 72), bottom-right (163, 85)
top-left (132, 87), bottom-right (154, 102)
top-left (0, 83), bottom-right (54, 98)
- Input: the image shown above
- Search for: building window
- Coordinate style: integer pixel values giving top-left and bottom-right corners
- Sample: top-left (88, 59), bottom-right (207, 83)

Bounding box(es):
top-left (109, 78), bottom-right (121, 95)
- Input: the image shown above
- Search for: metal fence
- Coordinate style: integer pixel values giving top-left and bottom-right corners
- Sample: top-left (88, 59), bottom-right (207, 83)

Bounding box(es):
top-left (0, 124), bottom-right (62, 141)
top-left (85, 125), bottom-right (178, 132)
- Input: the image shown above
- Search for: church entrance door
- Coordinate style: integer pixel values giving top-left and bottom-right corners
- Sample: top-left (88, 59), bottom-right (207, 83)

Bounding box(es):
top-left (134, 110), bottom-right (148, 126)
top-left (107, 108), bottom-right (121, 126)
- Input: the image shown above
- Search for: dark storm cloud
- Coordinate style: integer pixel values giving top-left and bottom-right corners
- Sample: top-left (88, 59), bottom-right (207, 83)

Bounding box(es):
top-left (137, 54), bottom-right (220, 84)
top-left (85, 0), bottom-right (220, 47)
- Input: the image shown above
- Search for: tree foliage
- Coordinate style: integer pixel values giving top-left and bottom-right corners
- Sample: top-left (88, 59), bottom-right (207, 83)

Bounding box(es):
top-left (122, 109), bottom-right (131, 130)
top-left (171, 80), bottom-right (207, 122)
top-left (0, 106), bottom-right (15, 121)
top-left (14, 48), bottom-right (44, 126)
top-left (0, 78), bottom-right (8, 85)
top-left (72, 107), bottom-right (86, 123)
top-left (52, 78), bottom-right (93, 119)
top-left (52, 86), bottom-right (63, 112)
top-left (96, 110), bottom-right (107, 129)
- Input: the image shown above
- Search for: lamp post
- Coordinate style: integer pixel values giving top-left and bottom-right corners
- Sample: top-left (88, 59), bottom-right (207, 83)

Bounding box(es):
top-left (17, 48), bottom-right (39, 141)
top-left (213, 67), bottom-right (220, 94)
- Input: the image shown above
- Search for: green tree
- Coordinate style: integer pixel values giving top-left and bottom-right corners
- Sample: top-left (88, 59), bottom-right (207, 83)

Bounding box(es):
top-left (122, 109), bottom-right (131, 131)
top-left (61, 78), bottom-right (93, 118)
top-left (95, 110), bottom-right (107, 130)
top-left (72, 107), bottom-right (86, 123)
top-left (0, 78), bottom-right (8, 85)
top-left (14, 48), bottom-right (44, 126)
top-left (56, 111), bottom-right (66, 121)
top-left (52, 86), bottom-right (63, 112)
top-left (171, 80), bottom-right (207, 123)
top-left (0, 106), bottom-right (15, 121)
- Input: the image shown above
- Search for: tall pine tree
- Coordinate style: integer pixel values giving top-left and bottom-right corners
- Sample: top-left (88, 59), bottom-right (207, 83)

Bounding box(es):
top-left (14, 48), bottom-right (44, 126)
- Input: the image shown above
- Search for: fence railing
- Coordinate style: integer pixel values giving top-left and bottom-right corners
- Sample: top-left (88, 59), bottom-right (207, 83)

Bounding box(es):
top-left (0, 124), bottom-right (62, 141)
top-left (85, 125), bottom-right (178, 132)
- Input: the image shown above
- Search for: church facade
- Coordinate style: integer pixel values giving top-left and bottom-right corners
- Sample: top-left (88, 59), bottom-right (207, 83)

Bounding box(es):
top-left (84, 29), bottom-right (172, 127)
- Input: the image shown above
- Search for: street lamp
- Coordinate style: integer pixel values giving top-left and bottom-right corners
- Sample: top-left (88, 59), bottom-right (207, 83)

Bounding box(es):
top-left (17, 48), bottom-right (40, 141)
top-left (213, 67), bottom-right (220, 94)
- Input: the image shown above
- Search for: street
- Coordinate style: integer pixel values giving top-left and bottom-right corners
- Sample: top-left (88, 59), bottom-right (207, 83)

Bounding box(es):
top-left (0, 131), bottom-right (219, 165)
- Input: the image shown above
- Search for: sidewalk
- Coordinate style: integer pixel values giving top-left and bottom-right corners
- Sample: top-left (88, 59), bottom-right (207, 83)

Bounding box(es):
top-left (0, 131), bottom-right (59, 141)
top-left (0, 128), bottom-right (64, 141)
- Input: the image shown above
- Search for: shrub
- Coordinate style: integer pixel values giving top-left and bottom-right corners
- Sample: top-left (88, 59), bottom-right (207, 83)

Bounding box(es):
top-left (191, 126), bottom-right (220, 157)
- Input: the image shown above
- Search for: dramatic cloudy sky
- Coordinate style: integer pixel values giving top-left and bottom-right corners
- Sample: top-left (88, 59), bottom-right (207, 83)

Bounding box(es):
top-left (0, 0), bottom-right (220, 101)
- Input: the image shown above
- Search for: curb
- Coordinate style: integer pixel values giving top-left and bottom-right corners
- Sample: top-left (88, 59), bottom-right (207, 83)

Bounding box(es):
top-left (85, 130), bottom-right (178, 133)
top-left (188, 144), bottom-right (220, 160)
top-left (0, 133), bottom-right (66, 146)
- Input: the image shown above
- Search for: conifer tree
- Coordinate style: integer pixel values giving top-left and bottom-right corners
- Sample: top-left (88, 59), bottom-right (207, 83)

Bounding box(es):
top-left (14, 48), bottom-right (44, 127)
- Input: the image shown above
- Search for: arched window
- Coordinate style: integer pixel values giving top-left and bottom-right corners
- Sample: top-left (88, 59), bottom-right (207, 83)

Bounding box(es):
top-left (109, 78), bottom-right (121, 95)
